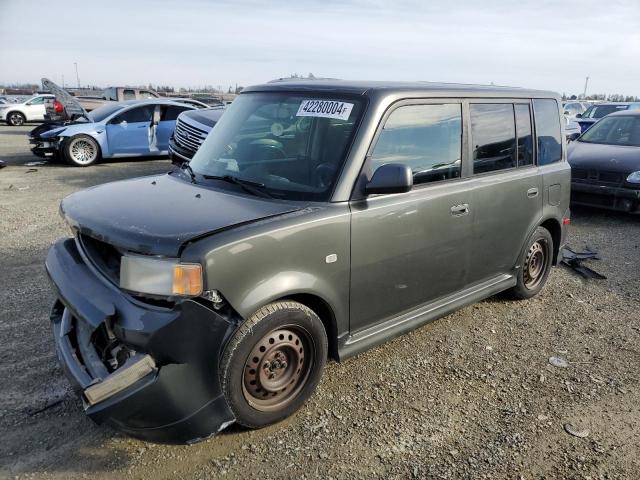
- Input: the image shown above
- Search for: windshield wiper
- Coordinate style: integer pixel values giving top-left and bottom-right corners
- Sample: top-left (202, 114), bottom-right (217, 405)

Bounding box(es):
top-left (180, 162), bottom-right (197, 183)
top-left (202, 174), bottom-right (273, 198)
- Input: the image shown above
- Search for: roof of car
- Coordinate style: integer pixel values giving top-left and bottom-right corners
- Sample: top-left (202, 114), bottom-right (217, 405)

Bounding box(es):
top-left (243, 79), bottom-right (558, 98)
top-left (117, 99), bottom-right (195, 106)
top-left (604, 109), bottom-right (640, 117)
top-left (589, 102), bottom-right (639, 107)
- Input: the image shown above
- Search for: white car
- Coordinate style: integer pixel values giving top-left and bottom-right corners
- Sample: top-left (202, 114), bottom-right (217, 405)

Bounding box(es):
top-left (0, 94), bottom-right (54, 126)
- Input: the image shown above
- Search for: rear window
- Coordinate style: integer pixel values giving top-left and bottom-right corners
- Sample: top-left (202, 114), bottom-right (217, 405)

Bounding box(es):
top-left (533, 99), bottom-right (562, 165)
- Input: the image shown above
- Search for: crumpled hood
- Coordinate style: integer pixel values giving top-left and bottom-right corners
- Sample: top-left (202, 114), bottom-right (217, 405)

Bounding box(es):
top-left (61, 174), bottom-right (303, 256)
top-left (568, 140), bottom-right (640, 174)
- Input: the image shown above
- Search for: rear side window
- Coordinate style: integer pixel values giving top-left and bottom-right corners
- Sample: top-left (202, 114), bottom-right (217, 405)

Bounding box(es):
top-left (470, 104), bottom-right (516, 174)
top-left (161, 105), bottom-right (191, 121)
top-left (112, 105), bottom-right (154, 123)
top-left (515, 104), bottom-right (534, 167)
top-left (370, 103), bottom-right (462, 185)
top-left (533, 99), bottom-right (562, 165)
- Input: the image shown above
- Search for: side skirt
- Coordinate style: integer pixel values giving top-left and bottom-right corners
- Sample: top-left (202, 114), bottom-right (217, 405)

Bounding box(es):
top-left (337, 273), bottom-right (516, 360)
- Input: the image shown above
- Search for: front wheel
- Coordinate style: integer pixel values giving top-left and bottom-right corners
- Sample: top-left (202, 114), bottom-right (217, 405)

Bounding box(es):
top-left (220, 301), bottom-right (327, 428)
top-left (63, 135), bottom-right (101, 166)
top-left (7, 112), bottom-right (26, 126)
top-left (508, 226), bottom-right (554, 299)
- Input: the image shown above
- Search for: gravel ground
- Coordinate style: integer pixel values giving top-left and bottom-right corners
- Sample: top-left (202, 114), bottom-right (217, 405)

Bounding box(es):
top-left (1, 125), bottom-right (639, 479)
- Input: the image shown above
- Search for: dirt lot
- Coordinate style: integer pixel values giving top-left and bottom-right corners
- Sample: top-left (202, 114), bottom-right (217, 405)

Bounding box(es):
top-left (1, 125), bottom-right (639, 479)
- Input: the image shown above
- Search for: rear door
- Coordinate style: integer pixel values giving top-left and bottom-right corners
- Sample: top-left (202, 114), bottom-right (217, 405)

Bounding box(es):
top-left (156, 105), bottom-right (192, 151)
top-left (466, 100), bottom-right (543, 284)
top-left (349, 101), bottom-right (473, 332)
top-left (106, 104), bottom-right (155, 155)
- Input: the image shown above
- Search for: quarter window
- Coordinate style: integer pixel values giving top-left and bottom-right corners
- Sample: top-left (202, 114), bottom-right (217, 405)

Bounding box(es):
top-left (370, 104), bottom-right (462, 185)
top-left (470, 104), bottom-right (516, 174)
top-left (533, 99), bottom-right (562, 165)
top-left (515, 104), bottom-right (534, 167)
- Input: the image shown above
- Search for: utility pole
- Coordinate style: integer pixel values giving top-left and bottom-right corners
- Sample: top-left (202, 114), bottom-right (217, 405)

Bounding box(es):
top-left (74, 62), bottom-right (80, 89)
top-left (62, 74), bottom-right (64, 88)
top-left (582, 76), bottom-right (589, 99)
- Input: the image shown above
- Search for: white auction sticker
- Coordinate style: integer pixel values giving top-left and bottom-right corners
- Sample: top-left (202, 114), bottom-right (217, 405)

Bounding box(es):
top-left (296, 100), bottom-right (354, 120)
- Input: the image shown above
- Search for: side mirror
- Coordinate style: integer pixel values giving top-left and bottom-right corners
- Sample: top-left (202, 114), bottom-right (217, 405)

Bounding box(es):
top-left (575, 113), bottom-right (582, 118)
top-left (365, 163), bottom-right (413, 195)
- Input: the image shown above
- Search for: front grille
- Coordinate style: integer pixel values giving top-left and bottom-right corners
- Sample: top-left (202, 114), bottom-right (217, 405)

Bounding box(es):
top-left (77, 234), bottom-right (122, 285)
top-left (572, 168), bottom-right (625, 186)
top-left (173, 118), bottom-right (208, 155)
top-left (572, 192), bottom-right (616, 208)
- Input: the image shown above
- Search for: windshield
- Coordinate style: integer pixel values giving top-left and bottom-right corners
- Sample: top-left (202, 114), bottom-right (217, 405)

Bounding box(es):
top-left (582, 104), bottom-right (629, 119)
top-left (189, 92), bottom-right (364, 201)
top-left (579, 116), bottom-right (640, 147)
top-left (88, 103), bottom-right (126, 123)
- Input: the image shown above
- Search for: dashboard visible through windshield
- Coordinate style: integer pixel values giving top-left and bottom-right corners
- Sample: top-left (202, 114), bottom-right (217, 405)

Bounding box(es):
top-left (189, 93), bottom-right (364, 201)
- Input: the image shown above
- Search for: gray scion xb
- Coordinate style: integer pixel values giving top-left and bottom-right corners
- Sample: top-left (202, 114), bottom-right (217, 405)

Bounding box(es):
top-left (45, 80), bottom-right (571, 443)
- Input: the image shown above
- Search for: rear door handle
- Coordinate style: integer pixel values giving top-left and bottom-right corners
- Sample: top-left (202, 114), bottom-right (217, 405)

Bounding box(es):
top-left (527, 188), bottom-right (539, 198)
top-left (450, 203), bottom-right (469, 216)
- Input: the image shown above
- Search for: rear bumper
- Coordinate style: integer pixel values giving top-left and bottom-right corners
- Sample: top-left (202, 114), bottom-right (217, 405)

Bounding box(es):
top-left (571, 182), bottom-right (640, 212)
top-left (46, 238), bottom-right (237, 443)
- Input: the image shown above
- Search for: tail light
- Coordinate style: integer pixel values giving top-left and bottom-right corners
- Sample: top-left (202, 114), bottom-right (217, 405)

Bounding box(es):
top-left (54, 100), bottom-right (63, 113)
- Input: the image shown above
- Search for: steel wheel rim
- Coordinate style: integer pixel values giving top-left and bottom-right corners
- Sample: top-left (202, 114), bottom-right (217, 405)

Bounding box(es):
top-left (10, 113), bottom-right (24, 126)
top-left (242, 326), bottom-right (314, 412)
top-left (524, 240), bottom-right (547, 289)
top-left (70, 138), bottom-right (97, 164)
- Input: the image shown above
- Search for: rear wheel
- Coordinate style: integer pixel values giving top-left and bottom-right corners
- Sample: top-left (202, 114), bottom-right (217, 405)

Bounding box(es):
top-left (508, 226), bottom-right (554, 299)
top-left (63, 135), bottom-right (100, 167)
top-left (220, 301), bottom-right (327, 428)
top-left (6, 112), bottom-right (25, 126)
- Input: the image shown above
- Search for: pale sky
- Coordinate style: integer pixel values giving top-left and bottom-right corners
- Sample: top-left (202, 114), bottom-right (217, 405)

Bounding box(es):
top-left (1, 0), bottom-right (639, 96)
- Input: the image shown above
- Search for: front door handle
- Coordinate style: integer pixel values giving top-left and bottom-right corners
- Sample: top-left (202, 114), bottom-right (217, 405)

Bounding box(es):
top-left (527, 187), bottom-right (539, 198)
top-left (450, 203), bottom-right (469, 216)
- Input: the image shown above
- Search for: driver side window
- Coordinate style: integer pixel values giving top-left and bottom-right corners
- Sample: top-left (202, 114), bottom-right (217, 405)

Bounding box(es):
top-left (27, 97), bottom-right (45, 105)
top-left (370, 104), bottom-right (462, 185)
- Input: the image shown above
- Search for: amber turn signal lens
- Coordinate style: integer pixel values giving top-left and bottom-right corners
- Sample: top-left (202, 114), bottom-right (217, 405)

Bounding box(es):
top-left (172, 264), bottom-right (203, 296)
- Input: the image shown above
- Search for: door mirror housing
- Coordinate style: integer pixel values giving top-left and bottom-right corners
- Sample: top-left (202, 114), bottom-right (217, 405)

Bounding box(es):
top-left (365, 163), bottom-right (413, 195)
top-left (575, 113), bottom-right (582, 118)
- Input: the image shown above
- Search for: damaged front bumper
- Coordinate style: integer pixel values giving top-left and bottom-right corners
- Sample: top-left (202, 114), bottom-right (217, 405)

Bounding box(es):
top-left (45, 238), bottom-right (237, 443)
top-left (571, 182), bottom-right (640, 213)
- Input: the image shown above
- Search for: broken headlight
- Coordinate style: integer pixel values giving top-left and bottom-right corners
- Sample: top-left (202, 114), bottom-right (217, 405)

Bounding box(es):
top-left (120, 254), bottom-right (203, 297)
top-left (626, 171), bottom-right (640, 184)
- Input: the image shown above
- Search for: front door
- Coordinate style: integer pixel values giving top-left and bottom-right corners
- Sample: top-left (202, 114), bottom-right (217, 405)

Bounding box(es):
top-left (106, 104), bottom-right (155, 155)
top-left (349, 101), bottom-right (472, 332)
top-left (25, 96), bottom-right (47, 120)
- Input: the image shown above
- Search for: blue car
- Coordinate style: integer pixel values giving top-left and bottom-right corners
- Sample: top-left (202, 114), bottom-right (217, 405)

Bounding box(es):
top-left (29, 100), bottom-right (196, 166)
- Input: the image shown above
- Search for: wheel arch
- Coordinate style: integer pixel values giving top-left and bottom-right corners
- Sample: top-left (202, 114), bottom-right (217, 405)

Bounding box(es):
top-left (539, 217), bottom-right (561, 265)
top-left (281, 293), bottom-right (339, 361)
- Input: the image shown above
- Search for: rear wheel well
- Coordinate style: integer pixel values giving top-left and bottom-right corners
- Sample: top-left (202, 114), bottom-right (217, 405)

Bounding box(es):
top-left (540, 218), bottom-right (561, 265)
top-left (283, 294), bottom-right (338, 361)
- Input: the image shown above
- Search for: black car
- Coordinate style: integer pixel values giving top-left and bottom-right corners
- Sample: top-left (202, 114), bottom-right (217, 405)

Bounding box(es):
top-left (568, 110), bottom-right (640, 212)
top-left (576, 102), bottom-right (640, 133)
top-left (168, 107), bottom-right (224, 163)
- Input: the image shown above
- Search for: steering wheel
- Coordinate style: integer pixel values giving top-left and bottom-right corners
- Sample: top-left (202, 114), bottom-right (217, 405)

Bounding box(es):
top-left (314, 163), bottom-right (337, 189)
top-left (249, 139), bottom-right (287, 159)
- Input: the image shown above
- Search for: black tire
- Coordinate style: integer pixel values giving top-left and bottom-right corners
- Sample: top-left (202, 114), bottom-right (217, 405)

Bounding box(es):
top-left (220, 301), bottom-right (328, 429)
top-left (63, 135), bottom-right (101, 167)
top-left (6, 111), bottom-right (26, 126)
top-left (508, 226), bottom-right (554, 300)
